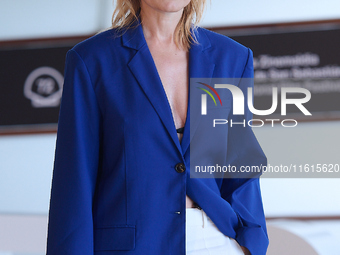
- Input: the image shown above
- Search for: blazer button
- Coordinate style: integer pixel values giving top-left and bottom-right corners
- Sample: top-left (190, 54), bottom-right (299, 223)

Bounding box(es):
top-left (175, 163), bottom-right (186, 173)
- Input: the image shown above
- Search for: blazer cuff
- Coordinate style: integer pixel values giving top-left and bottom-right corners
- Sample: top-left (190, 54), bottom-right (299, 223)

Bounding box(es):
top-left (235, 224), bottom-right (269, 255)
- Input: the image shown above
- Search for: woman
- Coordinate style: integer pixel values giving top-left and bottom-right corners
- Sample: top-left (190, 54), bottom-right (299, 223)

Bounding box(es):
top-left (46, 0), bottom-right (268, 254)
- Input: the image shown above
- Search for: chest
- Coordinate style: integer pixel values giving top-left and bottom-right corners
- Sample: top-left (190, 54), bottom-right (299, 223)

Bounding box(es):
top-left (148, 47), bottom-right (189, 127)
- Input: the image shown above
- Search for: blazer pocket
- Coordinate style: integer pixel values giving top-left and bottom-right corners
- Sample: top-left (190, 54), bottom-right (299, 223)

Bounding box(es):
top-left (94, 225), bottom-right (135, 251)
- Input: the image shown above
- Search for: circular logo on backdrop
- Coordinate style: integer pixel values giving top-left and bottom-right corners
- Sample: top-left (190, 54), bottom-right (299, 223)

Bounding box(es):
top-left (24, 66), bottom-right (64, 108)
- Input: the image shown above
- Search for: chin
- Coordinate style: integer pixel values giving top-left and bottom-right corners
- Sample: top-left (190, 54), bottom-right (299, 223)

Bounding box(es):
top-left (163, 0), bottom-right (191, 12)
top-left (143, 0), bottom-right (191, 13)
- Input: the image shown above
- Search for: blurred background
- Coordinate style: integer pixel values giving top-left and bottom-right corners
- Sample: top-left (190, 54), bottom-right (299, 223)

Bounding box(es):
top-left (1, 0), bottom-right (340, 254)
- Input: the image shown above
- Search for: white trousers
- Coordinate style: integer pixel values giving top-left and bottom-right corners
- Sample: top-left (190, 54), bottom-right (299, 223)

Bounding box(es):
top-left (186, 208), bottom-right (244, 255)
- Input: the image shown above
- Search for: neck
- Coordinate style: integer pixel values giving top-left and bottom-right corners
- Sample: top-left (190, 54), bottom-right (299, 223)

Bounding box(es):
top-left (140, 3), bottom-right (184, 45)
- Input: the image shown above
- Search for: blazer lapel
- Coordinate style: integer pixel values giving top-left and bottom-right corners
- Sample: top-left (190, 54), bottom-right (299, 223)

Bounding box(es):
top-left (122, 24), bottom-right (215, 157)
top-left (181, 29), bottom-right (215, 156)
top-left (123, 24), bottom-right (183, 153)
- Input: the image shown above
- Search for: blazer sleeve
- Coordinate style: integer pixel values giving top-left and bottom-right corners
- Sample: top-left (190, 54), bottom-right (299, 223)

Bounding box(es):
top-left (46, 49), bottom-right (101, 255)
top-left (219, 48), bottom-right (269, 255)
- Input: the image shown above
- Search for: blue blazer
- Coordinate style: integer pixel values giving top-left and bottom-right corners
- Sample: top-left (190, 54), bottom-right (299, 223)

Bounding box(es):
top-left (47, 22), bottom-right (269, 255)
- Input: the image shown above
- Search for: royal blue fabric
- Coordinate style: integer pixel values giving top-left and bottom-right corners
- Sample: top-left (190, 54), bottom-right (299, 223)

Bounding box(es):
top-left (46, 23), bottom-right (268, 255)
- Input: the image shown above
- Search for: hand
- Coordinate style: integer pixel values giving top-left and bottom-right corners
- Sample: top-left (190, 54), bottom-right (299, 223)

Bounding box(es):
top-left (241, 246), bottom-right (251, 255)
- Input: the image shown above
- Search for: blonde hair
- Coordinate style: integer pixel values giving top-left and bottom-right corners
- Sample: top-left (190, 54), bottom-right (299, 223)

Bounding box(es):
top-left (111, 0), bottom-right (207, 50)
